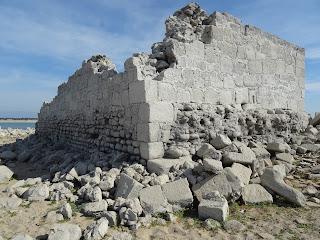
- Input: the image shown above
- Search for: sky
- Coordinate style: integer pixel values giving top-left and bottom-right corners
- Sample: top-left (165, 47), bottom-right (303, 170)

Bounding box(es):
top-left (0, 0), bottom-right (319, 118)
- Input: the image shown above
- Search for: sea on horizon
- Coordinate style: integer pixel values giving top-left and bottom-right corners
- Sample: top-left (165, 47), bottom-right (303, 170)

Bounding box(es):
top-left (0, 121), bottom-right (36, 130)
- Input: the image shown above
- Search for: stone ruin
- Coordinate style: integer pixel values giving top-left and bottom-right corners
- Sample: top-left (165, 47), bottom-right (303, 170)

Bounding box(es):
top-left (36, 3), bottom-right (308, 163)
top-left (1, 4), bottom-right (320, 237)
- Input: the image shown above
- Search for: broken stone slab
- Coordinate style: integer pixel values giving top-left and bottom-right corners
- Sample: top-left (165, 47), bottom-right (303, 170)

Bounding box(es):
top-left (83, 218), bottom-right (109, 240)
top-left (58, 203), bottom-right (73, 219)
top-left (266, 142), bottom-right (290, 153)
top-left (300, 144), bottom-right (320, 153)
top-left (222, 147), bottom-right (255, 166)
top-left (273, 164), bottom-right (287, 177)
top-left (251, 147), bottom-right (271, 160)
top-left (0, 150), bottom-right (17, 160)
top-left (0, 165), bottom-right (14, 183)
top-left (0, 196), bottom-right (22, 209)
top-left (242, 184), bottom-right (273, 204)
top-left (82, 200), bottom-right (108, 217)
top-left (147, 157), bottom-right (187, 175)
top-left (210, 134), bottom-right (232, 150)
top-left (22, 184), bottom-right (49, 201)
top-left (275, 153), bottom-right (294, 163)
top-left (196, 143), bottom-right (219, 159)
top-left (193, 173), bottom-right (232, 202)
top-left (261, 168), bottom-right (306, 206)
top-left (203, 158), bottom-right (223, 174)
top-left (100, 211), bottom-right (118, 226)
top-left (115, 173), bottom-right (144, 199)
top-left (162, 178), bottom-right (193, 208)
top-left (47, 223), bottom-right (82, 240)
top-left (198, 192), bottom-right (229, 222)
top-left (139, 185), bottom-right (169, 214)
top-left (227, 163), bottom-right (252, 186)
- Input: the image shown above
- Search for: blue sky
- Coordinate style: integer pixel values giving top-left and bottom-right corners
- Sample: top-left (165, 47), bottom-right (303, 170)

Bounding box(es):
top-left (0, 0), bottom-right (319, 118)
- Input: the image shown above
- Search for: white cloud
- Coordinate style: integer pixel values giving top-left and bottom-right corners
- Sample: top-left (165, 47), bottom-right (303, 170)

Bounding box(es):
top-left (306, 81), bottom-right (320, 92)
top-left (306, 48), bottom-right (320, 60)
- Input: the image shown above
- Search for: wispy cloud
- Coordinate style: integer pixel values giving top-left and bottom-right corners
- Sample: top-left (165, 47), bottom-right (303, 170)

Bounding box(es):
top-left (306, 81), bottom-right (320, 92)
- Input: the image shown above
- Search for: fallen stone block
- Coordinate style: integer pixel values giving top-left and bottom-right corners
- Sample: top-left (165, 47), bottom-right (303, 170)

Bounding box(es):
top-left (267, 142), bottom-right (289, 153)
top-left (47, 223), bottom-right (82, 240)
top-left (0, 165), bottom-right (14, 183)
top-left (115, 173), bottom-right (144, 199)
top-left (147, 157), bottom-right (186, 175)
top-left (261, 168), bottom-right (306, 206)
top-left (210, 134), bottom-right (232, 150)
top-left (198, 192), bottom-right (229, 222)
top-left (222, 150), bottom-right (255, 166)
top-left (203, 158), bottom-right (223, 174)
top-left (228, 163), bottom-right (252, 186)
top-left (300, 144), bottom-right (320, 153)
top-left (196, 143), bottom-right (215, 158)
top-left (139, 185), bottom-right (168, 214)
top-left (82, 200), bottom-right (109, 217)
top-left (83, 218), bottom-right (109, 240)
top-left (242, 184), bottom-right (273, 204)
top-left (193, 173), bottom-right (232, 202)
top-left (22, 184), bottom-right (49, 201)
top-left (11, 234), bottom-right (34, 240)
top-left (275, 153), bottom-right (294, 163)
top-left (162, 178), bottom-right (193, 208)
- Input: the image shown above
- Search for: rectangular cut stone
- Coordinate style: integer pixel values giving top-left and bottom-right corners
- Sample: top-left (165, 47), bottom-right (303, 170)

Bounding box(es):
top-left (115, 173), bottom-right (144, 199)
top-left (140, 142), bottom-right (164, 160)
top-left (162, 178), bottom-right (193, 207)
top-left (147, 158), bottom-right (187, 175)
top-left (139, 185), bottom-right (168, 214)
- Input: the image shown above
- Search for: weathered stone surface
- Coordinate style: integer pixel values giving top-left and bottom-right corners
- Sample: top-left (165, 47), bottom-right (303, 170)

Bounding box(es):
top-left (228, 163), bottom-right (252, 186)
top-left (101, 211), bottom-right (118, 226)
top-left (147, 158), bottom-right (186, 175)
top-left (203, 158), bottom-right (223, 173)
top-left (222, 148), bottom-right (255, 165)
top-left (210, 134), bottom-right (232, 150)
top-left (261, 168), bottom-right (306, 206)
top-left (115, 173), bottom-right (144, 199)
top-left (267, 142), bottom-right (289, 153)
top-left (0, 165), bottom-right (14, 183)
top-left (58, 203), bottom-right (73, 219)
top-left (193, 174), bottom-right (232, 201)
top-left (47, 223), bottom-right (82, 240)
top-left (82, 200), bottom-right (108, 217)
top-left (162, 178), bottom-right (193, 207)
top-left (242, 184), bottom-right (273, 204)
top-left (22, 184), bottom-right (49, 201)
top-left (198, 192), bottom-right (229, 222)
top-left (196, 143), bottom-right (215, 158)
top-left (300, 144), bottom-right (320, 153)
top-left (139, 185), bottom-right (168, 214)
top-left (275, 153), bottom-right (294, 163)
top-left (83, 218), bottom-right (109, 240)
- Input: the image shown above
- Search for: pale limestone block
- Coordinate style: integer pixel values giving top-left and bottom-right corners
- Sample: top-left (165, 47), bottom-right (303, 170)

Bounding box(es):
top-left (140, 142), bottom-right (164, 160)
top-left (220, 57), bottom-right (233, 73)
top-left (204, 88), bottom-right (219, 104)
top-left (158, 82), bottom-right (177, 102)
top-left (139, 102), bottom-right (174, 123)
top-left (137, 123), bottom-right (160, 142)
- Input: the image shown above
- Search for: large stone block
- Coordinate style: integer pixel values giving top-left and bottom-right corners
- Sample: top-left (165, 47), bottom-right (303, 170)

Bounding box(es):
top-left (139, 185), bottom-right (168, 214)
top-left (147, 157), bottom-right (188, 175)
top-left (115, 173), bottom-right (144, 199)
top-left (162, 178), bottom-right (193, 208)
top-left (139, 102), bottom-right (174, 123)
top-left (140, 142), bottom-right (164, 160)
top-left (136, 123), bottom-right (160, 142)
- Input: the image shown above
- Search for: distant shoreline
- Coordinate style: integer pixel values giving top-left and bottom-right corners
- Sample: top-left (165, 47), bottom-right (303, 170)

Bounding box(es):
top-left (0, 119), bottom-right (37, 123)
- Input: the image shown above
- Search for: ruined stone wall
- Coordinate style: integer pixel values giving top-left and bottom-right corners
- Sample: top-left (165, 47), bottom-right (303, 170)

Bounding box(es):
top-left (37, 3), bottom-right (306, 161)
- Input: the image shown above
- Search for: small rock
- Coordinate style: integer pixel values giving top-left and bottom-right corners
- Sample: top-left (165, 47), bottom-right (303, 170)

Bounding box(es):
top-left (108, 232), bottom-right (132, 240)
top-left (47, 223), bottom-right (82, 240)
top-left (166, 146), bottom-right (183, 159)
top-left (311, 165), bottom-right (320, 174)
top-left (196, 143), bottom-right (215, 158)
top-left (267, 142), bottom-right (289, 153)
top-left (45, 211), bottom-right (64, 223)
top-left (101, 211), bottom-right (118, 226)
top-left (0, 196), bottom-right (22, 209)
top-left (296, 146), bottom-right (307, 154)
top-left (204, 218), bottom-right (221, 230)
top-left (83, 218), bottom-right (109, 240)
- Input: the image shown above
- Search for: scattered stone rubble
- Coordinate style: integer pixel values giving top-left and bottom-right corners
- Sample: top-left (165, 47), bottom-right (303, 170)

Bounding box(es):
top-left (0, 2), bottom-right (319, 239)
